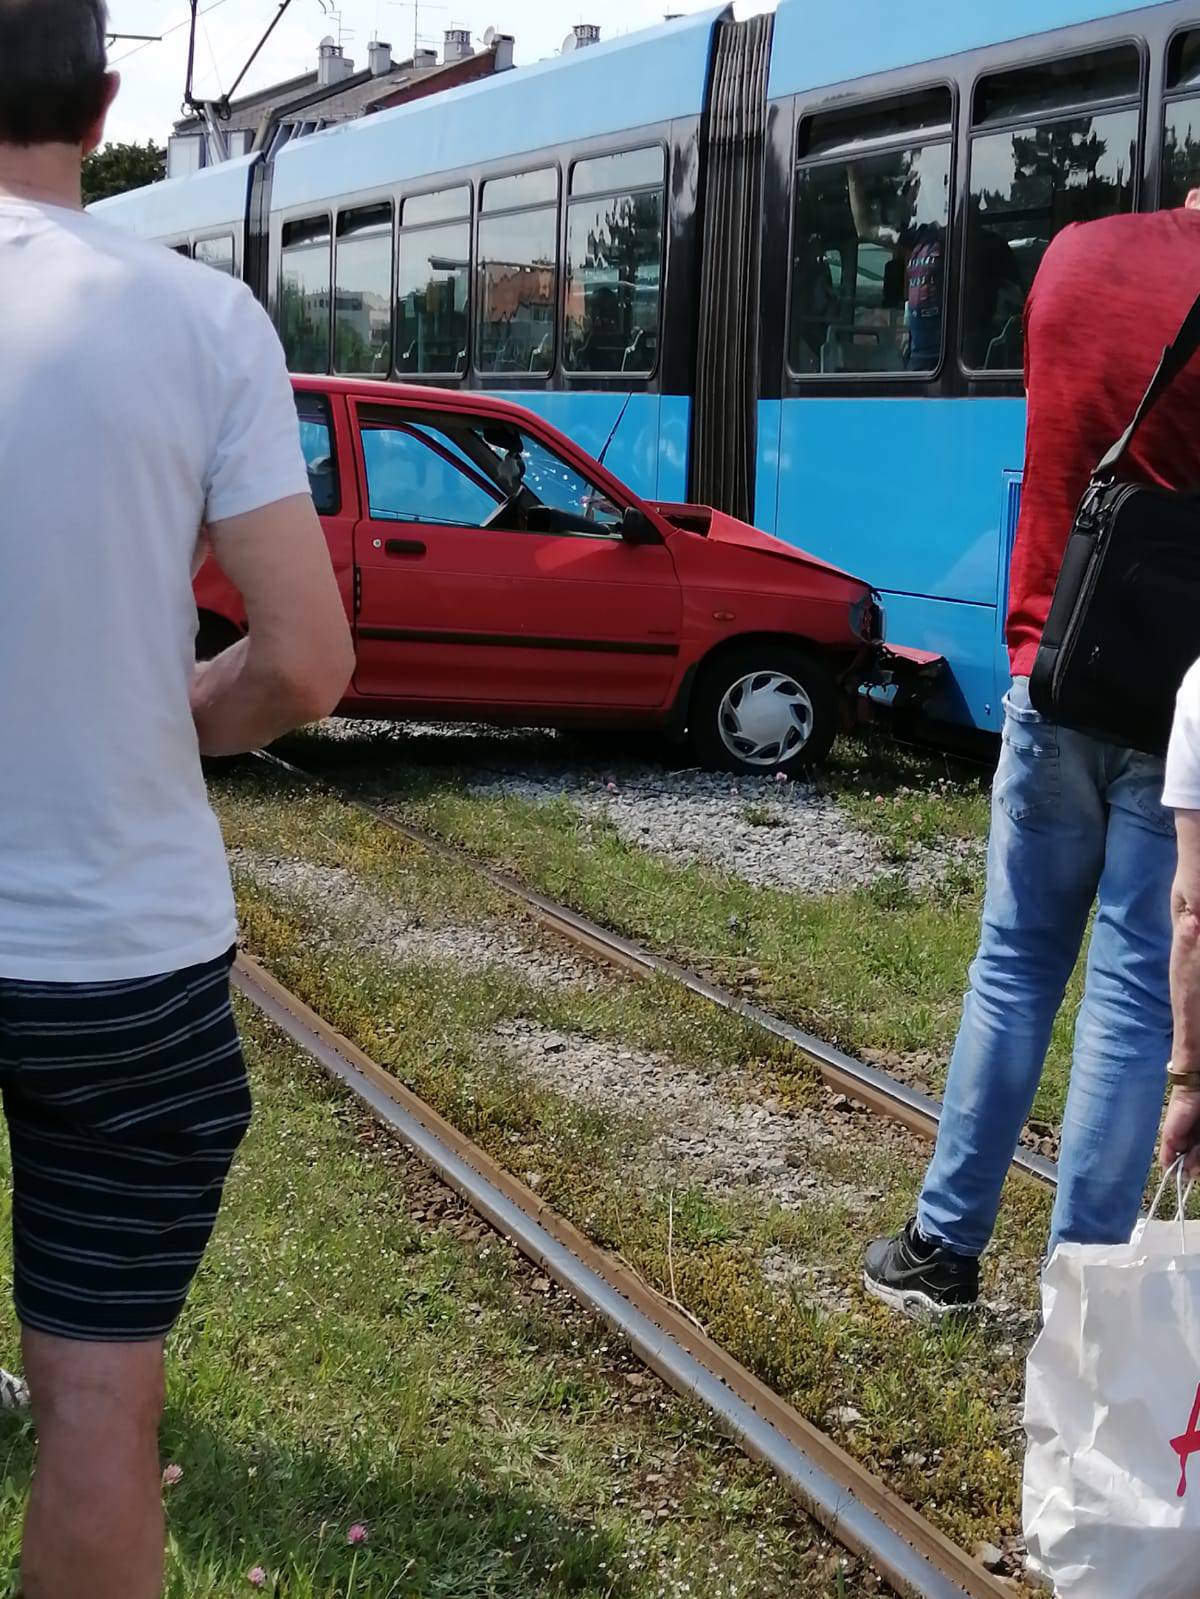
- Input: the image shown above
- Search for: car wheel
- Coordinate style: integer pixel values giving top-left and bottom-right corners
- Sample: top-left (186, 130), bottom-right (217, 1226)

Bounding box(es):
top-left (690, 645), bottom-right (838, 776)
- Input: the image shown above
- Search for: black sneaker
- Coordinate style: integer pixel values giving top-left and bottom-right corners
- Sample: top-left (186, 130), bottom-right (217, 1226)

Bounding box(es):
top-left (863, 1218), bottom-right (980, 1320)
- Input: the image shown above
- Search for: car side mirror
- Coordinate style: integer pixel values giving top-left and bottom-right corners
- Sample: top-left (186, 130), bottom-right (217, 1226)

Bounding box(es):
top-left (621, 507), bottom-right (660, 546)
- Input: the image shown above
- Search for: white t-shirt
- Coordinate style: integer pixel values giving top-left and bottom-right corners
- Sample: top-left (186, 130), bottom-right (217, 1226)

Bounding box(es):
top-left (0, 198), bottom-right (310, 981)
top-left (1165, 660), bottom-right (1200, 810)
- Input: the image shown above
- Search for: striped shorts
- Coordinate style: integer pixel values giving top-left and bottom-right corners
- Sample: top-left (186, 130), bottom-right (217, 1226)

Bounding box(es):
top-left (0, 949), bottom-right (250, 1342)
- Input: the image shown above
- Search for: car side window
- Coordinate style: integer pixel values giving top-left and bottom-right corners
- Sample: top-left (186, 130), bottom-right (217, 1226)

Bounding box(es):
top-left (513, 433), bottom-right (623, 534)
top-left (295, 395), bottom-right (339, 516)
top-left (356, 404), bottom-right (626, 538)
top-left (360, 423), bottom-right (502, 526)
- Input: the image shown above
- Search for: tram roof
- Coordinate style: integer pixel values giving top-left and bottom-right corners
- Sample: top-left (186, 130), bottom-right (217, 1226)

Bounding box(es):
top-left (768, 0), bottom-right (1176, 100)
top-left (272, 8), bottom-right (725, 214)
top-left (89, 152), bottom-right (257, 237)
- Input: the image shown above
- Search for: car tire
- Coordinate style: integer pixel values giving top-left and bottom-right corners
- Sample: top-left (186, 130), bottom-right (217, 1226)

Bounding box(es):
top-left (689, 644), bottom-right (838, 776)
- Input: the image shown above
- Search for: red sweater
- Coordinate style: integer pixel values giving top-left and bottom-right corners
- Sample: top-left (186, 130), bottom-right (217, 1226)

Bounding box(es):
top-left (1007, 209), bottom-right (1200, 676)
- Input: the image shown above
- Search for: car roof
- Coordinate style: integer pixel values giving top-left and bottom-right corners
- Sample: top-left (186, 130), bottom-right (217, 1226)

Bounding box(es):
top-left (291, 374), bottom-right (546, 429)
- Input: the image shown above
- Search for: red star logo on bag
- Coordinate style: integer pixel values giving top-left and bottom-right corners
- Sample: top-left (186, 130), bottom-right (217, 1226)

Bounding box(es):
top-left (1170, 1383), bottom-right (1200, 1498)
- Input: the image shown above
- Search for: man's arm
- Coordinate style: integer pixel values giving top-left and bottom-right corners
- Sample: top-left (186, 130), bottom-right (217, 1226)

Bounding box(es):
top-left (1161, 810), bottom-right (1200, 1173)
top-left (190, 494), bottom-right (354, 757)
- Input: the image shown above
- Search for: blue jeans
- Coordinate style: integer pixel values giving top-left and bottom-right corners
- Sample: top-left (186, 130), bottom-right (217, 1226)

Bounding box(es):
top-left (917, 679), bottom-right (1176, 1257)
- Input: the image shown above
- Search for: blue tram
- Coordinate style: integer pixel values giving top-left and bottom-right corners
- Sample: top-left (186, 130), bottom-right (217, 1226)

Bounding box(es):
top-left (93, 0), bottom-right (1200, 731)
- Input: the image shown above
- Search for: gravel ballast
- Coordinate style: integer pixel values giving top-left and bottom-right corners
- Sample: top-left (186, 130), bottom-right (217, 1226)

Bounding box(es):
top-left (229, 849), bottom-right (596, 990)
top-left (318, 721), bottom-right (982, 896)
top-left (232, 846), bottom-right (929, 1229)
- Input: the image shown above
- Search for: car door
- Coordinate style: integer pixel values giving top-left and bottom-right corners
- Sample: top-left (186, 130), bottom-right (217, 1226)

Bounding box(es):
top-left (350, 398), bottom-right (682, 710)
top-left (194, 385), bottom-right (357, 650)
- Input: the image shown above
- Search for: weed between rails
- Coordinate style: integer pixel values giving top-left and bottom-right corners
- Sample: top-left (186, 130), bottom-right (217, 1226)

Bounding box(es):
top-left (274, 727), bottom-right (1081, 1128)
top-left (214, 773), bottom-right (1050, 1555)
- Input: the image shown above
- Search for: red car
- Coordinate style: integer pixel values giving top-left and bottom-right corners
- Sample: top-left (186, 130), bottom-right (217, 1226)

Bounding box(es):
top-left (195, 377), bottom-right (922, 774)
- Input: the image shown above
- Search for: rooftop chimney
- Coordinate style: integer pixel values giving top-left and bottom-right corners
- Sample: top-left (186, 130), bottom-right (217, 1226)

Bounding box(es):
top-left (317, 37), bottom-right (354, 86)
top-left (443, 27), bottom-right (472, 63)
top-left (414, 46), bottom-right (437, 68)
top-left (368, 38), bottom-right (393, 76)
top-left (491, 31), bottom-right (514, 71)
top-left (573, 23), bottom-right (600, 47)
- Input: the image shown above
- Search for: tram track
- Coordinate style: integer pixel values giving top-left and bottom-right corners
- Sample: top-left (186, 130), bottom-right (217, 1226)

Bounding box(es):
top-left (233, 948), bottom-right (1014, 1599)
top-left (253, 748), bottom-right (1058, 1192)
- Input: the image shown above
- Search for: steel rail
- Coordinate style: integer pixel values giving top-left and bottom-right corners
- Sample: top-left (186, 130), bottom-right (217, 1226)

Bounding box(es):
top-left (233, 951), bottom-right (1012, 1599)
top-left (253, 750), bottom-right (1058, 1190)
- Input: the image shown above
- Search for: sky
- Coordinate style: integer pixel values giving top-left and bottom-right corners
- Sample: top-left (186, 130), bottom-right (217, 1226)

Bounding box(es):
top-left (102, 0), bottom-right (773, 146)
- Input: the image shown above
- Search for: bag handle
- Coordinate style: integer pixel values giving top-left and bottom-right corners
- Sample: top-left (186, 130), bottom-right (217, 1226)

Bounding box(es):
top-left (1139, 1157), bottom-right (1197, 1252)
top-left (1095, 286), bottom-right (1200, 480)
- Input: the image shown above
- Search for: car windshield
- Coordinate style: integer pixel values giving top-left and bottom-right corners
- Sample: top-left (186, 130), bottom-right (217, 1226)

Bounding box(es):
top-left (358, 405), bottom-right (624, 535)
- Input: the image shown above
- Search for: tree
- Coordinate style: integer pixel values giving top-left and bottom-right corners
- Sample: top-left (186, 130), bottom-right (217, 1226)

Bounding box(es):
top-left (82, 141), bottom-right (165, 207)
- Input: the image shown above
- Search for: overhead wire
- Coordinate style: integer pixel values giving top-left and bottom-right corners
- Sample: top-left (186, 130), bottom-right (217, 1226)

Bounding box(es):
top-left (198, 10), bottom-right (225, 97)
top-left (110, 0), bottom-right (301, 122)
top-left (189, 4), bottom-right (288, 94)
top-left (108, 0), bottom-right (235, 66)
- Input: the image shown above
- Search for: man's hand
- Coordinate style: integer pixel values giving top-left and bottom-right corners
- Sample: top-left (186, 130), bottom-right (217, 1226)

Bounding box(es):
top-left (1162, 1088), bottom-right (1200, 1175)
top-left (189, 637), bottom-right (248, 721)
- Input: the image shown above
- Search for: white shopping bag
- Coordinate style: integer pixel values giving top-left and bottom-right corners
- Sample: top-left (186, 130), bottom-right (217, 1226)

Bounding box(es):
top-left (1024, 1166), bottom-right (1200, 1597)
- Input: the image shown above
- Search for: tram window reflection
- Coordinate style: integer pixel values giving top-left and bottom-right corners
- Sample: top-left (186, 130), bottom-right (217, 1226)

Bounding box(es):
top-left (565, 148), bottom-right (664, 376)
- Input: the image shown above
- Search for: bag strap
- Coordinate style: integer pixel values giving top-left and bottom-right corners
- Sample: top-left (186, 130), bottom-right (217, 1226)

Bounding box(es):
top-left (1095, 286), bottom-right (1200, 479)
top-left (1139, 1157), bottom-right (1197, 1251)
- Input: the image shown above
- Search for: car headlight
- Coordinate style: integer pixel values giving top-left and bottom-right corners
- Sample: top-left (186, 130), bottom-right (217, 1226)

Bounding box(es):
top-left (850, 591), bottom-right (885, 643)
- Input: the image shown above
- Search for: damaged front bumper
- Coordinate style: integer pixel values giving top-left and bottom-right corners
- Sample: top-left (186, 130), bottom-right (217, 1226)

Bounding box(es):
top-left (844, 644), bottom-right (946, 722)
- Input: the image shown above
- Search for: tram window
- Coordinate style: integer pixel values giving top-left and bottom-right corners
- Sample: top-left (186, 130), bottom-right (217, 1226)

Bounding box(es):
top-left (789, 141), bottom-right (951, 375)
top-left (570, 147), bottom-right (665, 197)
top-left (565, 148), bottom-right (664, 376)
top-left (1163, 31), bottom-right (1200, 208)
top-left (973, 45), bottom-right (1141, 125)
top-left (482, 169), bottom-right (557, 211)
top-left (194, 235), bottom-right (234, 275)
top-left (1169, 30), bottom-right (1200, 92)
top-left (170, 243), bottom-right (192, 257)
top-left (963, 108), bottom-right (1138, 370)
top-left (397, 191), bottom-right (470, 377)
top-left (295, 395), bottom-right (339, 517)
top-left (404, 185), bottom-right (470, 227)
top-left (799, 88), bottom-right (952, 160)
top-left (279, 215), bottom-right (332, 374)
top-left (477, 173), bottom-right (558, 375)
top-left (334, 203), bottom-right (393, 376)
top-left (1163, 96), bottom-right (1200, 209)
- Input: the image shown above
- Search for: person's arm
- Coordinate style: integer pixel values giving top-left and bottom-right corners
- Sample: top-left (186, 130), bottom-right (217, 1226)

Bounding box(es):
top-left (1160, 665), bottom-right (1200, 1171)
top-left (1162, 810), bottom-right (1200, 1173)
top-left (188, 288), bottom-right (353, 757)
top-left (191, 494), bottom-right (353, 756)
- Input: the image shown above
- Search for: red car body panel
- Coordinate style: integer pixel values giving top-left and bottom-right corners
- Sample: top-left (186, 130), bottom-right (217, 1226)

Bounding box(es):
top-left (647, 503), bottom-right (863, 585)
top-left (194, 376), bottom-right (920, 731)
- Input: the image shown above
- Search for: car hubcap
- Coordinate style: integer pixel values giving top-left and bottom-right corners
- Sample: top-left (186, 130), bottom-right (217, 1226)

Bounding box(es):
top-left (717, 672), bottom-right (814, 767)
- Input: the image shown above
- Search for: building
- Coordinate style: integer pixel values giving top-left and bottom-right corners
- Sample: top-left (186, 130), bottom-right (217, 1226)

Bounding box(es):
top-left (167, 28), bottom-right (516, 179)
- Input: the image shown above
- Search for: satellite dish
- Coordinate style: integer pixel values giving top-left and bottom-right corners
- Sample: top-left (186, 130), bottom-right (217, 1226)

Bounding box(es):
top-left (561, 29), bottom-right (577, 52)
top-left (482, 24), bottom-right (497, 46)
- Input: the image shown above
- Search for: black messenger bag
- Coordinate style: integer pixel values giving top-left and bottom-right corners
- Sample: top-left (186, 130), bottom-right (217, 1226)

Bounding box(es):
top-left (1028, 289), bottom-right (1200, 756)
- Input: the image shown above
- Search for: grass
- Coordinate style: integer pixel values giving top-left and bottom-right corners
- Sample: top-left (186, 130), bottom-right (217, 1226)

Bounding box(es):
top-left (0, 1010), bottom-right (862, 1598)
top-left (276, 727), bottom-right (1080, 1126)
top-left (818, 734), bottom-right (992, 865)
top-left (210, 769), bottom-right (1052, 1555)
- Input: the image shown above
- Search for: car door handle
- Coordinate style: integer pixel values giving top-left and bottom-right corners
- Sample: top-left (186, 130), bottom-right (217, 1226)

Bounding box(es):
top-left (384, 538), bottom-right (426, 558)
